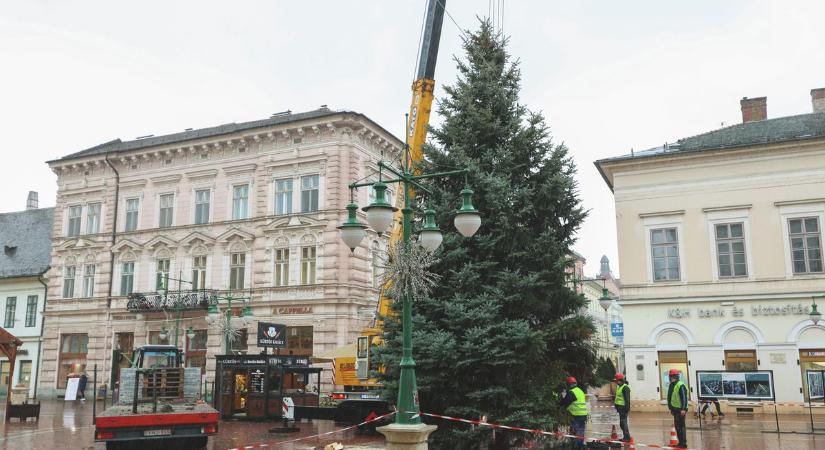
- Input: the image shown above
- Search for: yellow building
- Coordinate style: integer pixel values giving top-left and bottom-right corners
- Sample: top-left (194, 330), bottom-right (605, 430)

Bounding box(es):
top-left (595, 89), bottom-right (825, 412)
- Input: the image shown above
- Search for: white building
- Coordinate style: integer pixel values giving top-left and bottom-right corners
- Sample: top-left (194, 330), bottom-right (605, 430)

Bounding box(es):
top-left (0, 192), bottom-right (53, 399)
top-left (595, 90), bottom-right (825, 412)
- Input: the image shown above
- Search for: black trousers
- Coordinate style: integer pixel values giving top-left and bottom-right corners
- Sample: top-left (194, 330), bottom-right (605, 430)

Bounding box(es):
top-left (701, 400), bottom-right (722, 415)
top-left (671, 410), bottom-right (687, 447)
top-left (616, 407), bottom-right (630, 439)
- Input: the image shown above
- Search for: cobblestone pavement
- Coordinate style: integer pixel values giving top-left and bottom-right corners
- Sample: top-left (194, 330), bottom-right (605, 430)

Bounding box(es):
top-left (2, 399), bottom-right (825, 449)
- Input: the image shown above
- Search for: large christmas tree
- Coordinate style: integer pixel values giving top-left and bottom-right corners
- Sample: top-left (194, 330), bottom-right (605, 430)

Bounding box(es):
top-left (376, 21), bottom-right (597, 449)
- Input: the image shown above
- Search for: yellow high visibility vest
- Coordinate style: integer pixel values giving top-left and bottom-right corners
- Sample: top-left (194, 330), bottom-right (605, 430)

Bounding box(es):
top-left (669, 381), bottom-right (685, 409)
top-left (615, 383), bottom-right (627, 407)
top-left (567, 386), bottom-right (587, 416)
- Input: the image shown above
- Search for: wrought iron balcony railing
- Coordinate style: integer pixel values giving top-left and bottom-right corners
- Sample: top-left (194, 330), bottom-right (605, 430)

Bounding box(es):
top-left (126, 290), bottom-right (217, 312)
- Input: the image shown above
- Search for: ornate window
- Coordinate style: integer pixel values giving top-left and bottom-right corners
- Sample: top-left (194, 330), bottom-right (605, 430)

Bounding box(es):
top-left (275, 179), bottom-right (293, 215)
top-left (124, 198), bottom-right (139, 232)
top-left (274, 248), bottom-right (289, 287)
top-left (63, 266), bottom-right (76, 298)
top-left (120, 262), bottom-right (134, 296)
top-left (232, 184), bottom-right (249, 220)
top-left (192, 255), bottom-right (207, 290)
top-left (156, 259), bottom-right (170, 290)
top-left (230, 253), bottom-right (246, 290)
top-left (194, 189), bottom-right (210, 225)
top-left (82, 264), bottom-right (95, 297)
top-left (158, 193), bottom-right (174, 228)
top-left (67, 205), bottom-right (82, 237)
top-left (301, 246), bottom-right (317, 284)
top-left (86, 202), bottom-right (101, 234)
top-left (301, 175), bottom-right (319, 212)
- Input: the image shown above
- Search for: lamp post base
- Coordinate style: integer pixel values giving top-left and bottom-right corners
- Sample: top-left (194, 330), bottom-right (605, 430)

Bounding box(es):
top-left (377, 423), bottom-right (437, 450)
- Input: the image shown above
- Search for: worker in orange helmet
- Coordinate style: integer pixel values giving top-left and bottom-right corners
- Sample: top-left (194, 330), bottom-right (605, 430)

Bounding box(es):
top-left (559, 376), bottom-right (587, 448)
top-left (613, 373), bottom-right (631, 442)
top-left (666, 369), bottom-right (688, 448)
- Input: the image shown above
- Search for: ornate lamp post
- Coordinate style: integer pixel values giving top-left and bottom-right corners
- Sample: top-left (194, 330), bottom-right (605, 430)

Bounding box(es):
top-left (811, 296), bottom-right (822, 325)
top-left (157, 272), bottom-right (197, 348)
top-left (338, 143), bottom-right (480, 425)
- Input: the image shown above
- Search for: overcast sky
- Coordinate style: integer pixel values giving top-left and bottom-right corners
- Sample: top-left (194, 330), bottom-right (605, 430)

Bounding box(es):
top-left (2, 0), bottom-right (824, 276)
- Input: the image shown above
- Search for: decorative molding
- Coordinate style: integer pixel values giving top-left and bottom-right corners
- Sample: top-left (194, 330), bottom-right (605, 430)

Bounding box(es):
top-left (180, 231), bottom-right (216, 247)
top-left (185, 169), bottom-right (219, 181)
top-left (119, 179), bottom-right (148, 189)
top-left (223, 163), bottom-right (258, 176)
top-left (638, 210), bottom-right (686, 218)
top-left (144, 235), bottom-right (179, 250)
top-left (702, 204), bottom-right (753, 213)
top-left (774, 198), bottom-right (825, 207)
top-left (217, 227), bottom-right (255, 243)
top-left (111, 239), bottom-right (143, 253)
top-left (149, 174), bottom-right (183, 185)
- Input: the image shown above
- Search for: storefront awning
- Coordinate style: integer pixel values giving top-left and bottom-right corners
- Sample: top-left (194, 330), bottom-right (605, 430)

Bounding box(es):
top-left (0, 327), bottom-right (23, 423)
top-left (312, 343), bottom-right (356, 362)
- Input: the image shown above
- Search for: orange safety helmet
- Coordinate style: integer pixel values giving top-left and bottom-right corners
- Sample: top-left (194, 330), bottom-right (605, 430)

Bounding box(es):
top-left (614, 373), bottom-right (625, 381)
top-left (566, 376), bottom-right (577, 384)
top-left (668, 369), bottom-right (681, 377)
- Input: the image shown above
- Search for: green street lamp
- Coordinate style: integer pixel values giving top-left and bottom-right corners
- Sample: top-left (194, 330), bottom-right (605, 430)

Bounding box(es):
top-left (186, 326), bottom-right (196, 341)
top-left (454, 187), bottom-right (481, 237)
top-left (811, 296), bottom-right (822, 325)
top-left (208, 293), bottom-right (253, 354)
top-left (338, 201), bottom-right (369, 252)
top-left (338, 135), bottom-right (480, 425)
top-left (418, 208), bottom-right (443, 252)
top-left (599, 287), bottom-right (614, 312)
top-left (362, 181), bottom-right (398, 235)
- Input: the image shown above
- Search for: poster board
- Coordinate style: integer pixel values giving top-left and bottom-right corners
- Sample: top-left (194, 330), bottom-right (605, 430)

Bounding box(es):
top-left (696, 370), bottom-right (774, 400)
top-left (65, 377), bottom-right (80, 401)
top-left (807, 370), bottom-right (825, 400)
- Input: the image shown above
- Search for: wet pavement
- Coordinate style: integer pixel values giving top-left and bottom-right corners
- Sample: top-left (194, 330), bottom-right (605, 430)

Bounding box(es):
top-left (0, 399), bottom-right (384, 450)
top-left (1, 399), bottom-right (824, 449)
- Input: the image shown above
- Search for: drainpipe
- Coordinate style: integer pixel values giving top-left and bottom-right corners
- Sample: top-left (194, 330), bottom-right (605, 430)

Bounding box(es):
top-left (33, 269), bottom-right (49, 399)
top-left (104, 154), bottom-right (120, 308)
top-left (104, 154), bottom-right (120, 393)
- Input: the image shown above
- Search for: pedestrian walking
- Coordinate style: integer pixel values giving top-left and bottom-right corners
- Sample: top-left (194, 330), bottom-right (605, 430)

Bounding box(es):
top-left (613, 373), bottom-right (631, 442)
top-left (698, 397), bottom-right (724, 418)
top-left (559, 376), bottom-right (588, 449)
top-left (78, 371), bottom-right (88, 402)
top-left (666, 369), bottom-right (688, 449)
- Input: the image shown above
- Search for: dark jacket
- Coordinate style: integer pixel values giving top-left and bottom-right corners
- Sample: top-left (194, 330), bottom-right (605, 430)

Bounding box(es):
top-left (78, 374), bottom-right (88, 391)
top-left (615, 383), bottom-right (631, 411)
top-left (558, 387), bottom-right (578, 409)
top-left (666, 380), bottom-right (688, 412)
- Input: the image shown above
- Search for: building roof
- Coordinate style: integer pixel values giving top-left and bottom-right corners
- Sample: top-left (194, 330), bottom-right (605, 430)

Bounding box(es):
top-left (0, 207), bottom-right (54, 279)
top-left (595, 111), bottom-right (825, 188)
top-left (50, 107), bottom-right (400, 163)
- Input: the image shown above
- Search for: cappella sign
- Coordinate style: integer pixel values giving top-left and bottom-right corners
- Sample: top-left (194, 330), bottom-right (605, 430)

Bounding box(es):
top-left (257, 322), bottom-right (287, 348)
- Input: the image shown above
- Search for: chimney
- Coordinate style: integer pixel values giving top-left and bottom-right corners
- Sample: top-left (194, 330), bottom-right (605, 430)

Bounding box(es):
top-left (812, 88), bottom-right (825, 113)
top-left (26, 191), bottom-right (38, 210)
top-left (740, 97), bottom-right (767, 123)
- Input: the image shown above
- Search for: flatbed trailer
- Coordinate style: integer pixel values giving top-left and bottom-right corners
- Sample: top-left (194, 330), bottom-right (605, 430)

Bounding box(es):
top-left (95, 401), bottom-right (219, 449)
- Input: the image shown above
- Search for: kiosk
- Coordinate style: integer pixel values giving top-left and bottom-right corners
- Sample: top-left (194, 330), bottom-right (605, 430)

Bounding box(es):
top-left (214, 354), bottom-right (321, 419)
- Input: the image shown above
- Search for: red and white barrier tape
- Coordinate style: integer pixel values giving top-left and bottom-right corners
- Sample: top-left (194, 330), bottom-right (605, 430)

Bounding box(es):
top-left (411, 411), bottom-right (699, 450)
top-left (225, 411), bottom-right (396, 450)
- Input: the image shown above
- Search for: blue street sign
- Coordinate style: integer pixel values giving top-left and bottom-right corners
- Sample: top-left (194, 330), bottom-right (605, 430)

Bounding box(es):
top-left (611, 322), bottom-right (624, 337)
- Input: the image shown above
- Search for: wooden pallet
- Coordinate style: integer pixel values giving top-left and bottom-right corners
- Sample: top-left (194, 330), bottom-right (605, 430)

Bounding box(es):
top-left (141, 368), bottom-right (184, 400)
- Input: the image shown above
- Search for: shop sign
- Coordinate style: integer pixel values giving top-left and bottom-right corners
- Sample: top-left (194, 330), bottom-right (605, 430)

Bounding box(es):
top-left (273, 306), bottom-right (313, 315)
top-left (610, 323), bottom-right (624, 337)
top-left (257, 322), bottom-right (286, 348)
top-left (267, 356), bottom-right (310, 366)
top-left (668, 303), bottom-right (810, 319)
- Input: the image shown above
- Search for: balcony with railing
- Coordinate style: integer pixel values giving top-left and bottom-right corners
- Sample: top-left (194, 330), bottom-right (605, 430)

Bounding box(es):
top-left (126, 290), bottom-right (217, 312)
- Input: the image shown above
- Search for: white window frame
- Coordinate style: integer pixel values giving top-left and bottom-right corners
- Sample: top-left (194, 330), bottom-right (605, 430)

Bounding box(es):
top-left (82, 264), bottom-right (95, 298)
top-left (274, 248), bottom-right (289, 287)
top-left (124, 197), bottom-right (140, 232)
top-left (300, 175), bottom-right (320, 213)
top-left (706, 208), bottom-right (754, 282)
top-left (86, 202), bottom-right (102, 234)
top-left (66, 204), bottom-right (83, 237)
top-left (229, 252), bottom-right (247, 290)
top-left (156, 259), bottom-right (170, 291)
top-left (192, 255), bottom-right (208, 290)
top-left (779, 202), bottom-right (825, 278)
top-left (193, 188), bottom-right (212, 225)
top-left (231, 183), bottom-right (250, 220)
top-left (120, 262), bottom-right (135, 296)
top-left (274, 178), bottom-right (293, 215)
top-left (301, 246), bottom-right (317, 284)
top-left (63, 266), bottom-right (76, 299)
top-left (643, 214), bottom-right (686, 284)
top-left (157, 192), bottom-right (175, 228)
